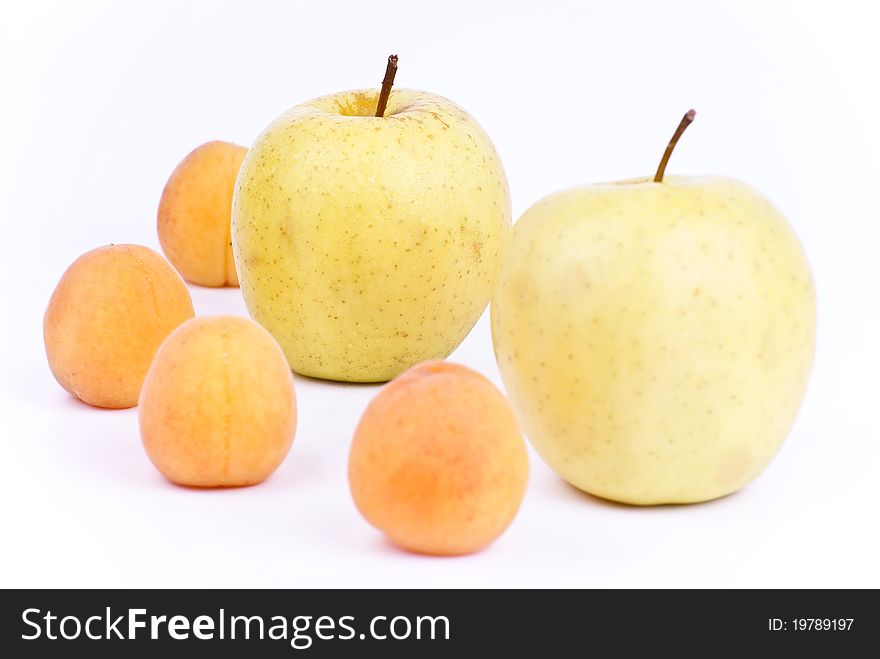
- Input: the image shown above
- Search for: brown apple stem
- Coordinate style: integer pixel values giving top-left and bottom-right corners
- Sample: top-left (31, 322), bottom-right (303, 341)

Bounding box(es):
top-left (375, 54), bottom-right (399, 117)
top-left (654, 109), bottom-right (696, 183)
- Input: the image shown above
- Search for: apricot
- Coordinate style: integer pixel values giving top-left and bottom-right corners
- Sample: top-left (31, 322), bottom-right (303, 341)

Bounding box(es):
top-left (348, 361), bottom-right (529, 555)
top-left (139, 316), bottom-right (296, 487)
top-left (44, 244), bottom-right (195, 409)
top-left (158, 140), bottom-right (247, 287)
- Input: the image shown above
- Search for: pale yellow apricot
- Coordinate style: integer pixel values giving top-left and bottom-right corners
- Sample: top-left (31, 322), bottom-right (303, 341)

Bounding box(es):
top-left (139, 316), bottom-right (296, 487)
top-left (43, 244), bottom-right (195, 409)
top-left (158, 141), bottom-right (246, 287)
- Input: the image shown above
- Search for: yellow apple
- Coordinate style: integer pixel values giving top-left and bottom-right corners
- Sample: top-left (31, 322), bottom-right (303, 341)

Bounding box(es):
top-left (491, 115), bottom-right (815, 505)
top-left (232, 85), bottom-right (510, 382)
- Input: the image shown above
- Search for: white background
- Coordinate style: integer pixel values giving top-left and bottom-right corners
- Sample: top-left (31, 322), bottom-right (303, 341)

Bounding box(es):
top-left (1, 0), bottom-right (878, 588)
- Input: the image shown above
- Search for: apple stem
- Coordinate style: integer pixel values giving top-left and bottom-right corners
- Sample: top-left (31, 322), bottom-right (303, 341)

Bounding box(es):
top-left (375, 54), bottom-right (399, 118)
top-left (653, 109), bottom-right (696, 183)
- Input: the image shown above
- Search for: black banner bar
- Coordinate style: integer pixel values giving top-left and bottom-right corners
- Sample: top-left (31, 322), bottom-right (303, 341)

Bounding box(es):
top-left (0, 589), bottom-right (874, 655)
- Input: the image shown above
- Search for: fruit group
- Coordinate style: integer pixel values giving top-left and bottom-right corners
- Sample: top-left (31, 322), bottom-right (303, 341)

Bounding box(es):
top-left (232, 88), bottom-right (510, 382)
top-left (158, 140), bottom-right (247, 287)
top-left (349, 361), bottom-right (528, 555)
top-left (491, 176), bottom-right (815, 504)
top-left (139, 316), bottom-right (297, 487)
top-left (44, 244), bottom-right (195, 408)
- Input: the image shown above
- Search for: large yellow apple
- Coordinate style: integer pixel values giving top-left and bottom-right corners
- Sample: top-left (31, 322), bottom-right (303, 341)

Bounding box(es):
top-left (232, 88), bottom-right (510, 382)
top-left (491, 172), bottom-right (815, 504)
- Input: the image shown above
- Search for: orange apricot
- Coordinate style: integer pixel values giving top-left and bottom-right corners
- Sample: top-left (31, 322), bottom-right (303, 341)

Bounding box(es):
top-left (158, 140), bottom-right (246, 286)
top-left (43, 244), bottom-right (194, 408)
top-left (348, 361), bottom-right (529, 555)
top-left (139, 316), bottom-right (296, 487)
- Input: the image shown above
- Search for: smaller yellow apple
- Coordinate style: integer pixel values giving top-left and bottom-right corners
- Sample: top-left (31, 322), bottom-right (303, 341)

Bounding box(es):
top-left (232, 56), bottom-right (511, 383)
